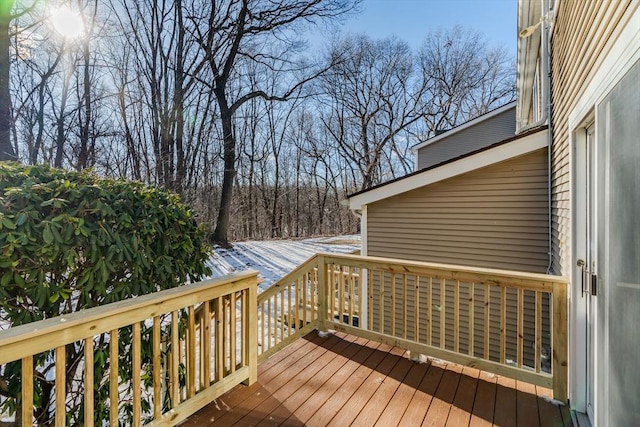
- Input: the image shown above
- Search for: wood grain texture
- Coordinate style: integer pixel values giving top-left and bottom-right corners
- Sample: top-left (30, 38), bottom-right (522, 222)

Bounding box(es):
top-left (186, 331), bottom-right (571, 427)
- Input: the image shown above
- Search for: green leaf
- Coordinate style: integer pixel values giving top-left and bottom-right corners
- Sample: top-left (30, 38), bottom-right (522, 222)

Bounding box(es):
top-left (2, 216), bottom-right (16, 230)
top-left (15, 213), bottom-right (27, 226)
top-left (43, 225), bottom-right (53, 245)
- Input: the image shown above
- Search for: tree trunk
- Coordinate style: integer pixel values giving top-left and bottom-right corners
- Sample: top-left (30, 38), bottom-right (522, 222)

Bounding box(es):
top-left (212, 99), bottom-right (235, 247)
top-left (0, 2), bottom-right (16, 161)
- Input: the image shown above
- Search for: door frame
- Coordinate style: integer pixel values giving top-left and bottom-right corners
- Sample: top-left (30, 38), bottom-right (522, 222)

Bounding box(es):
top-left (571, 120), bottom-right (597, 421)
top-left (570, 118), bottom-right (591, 414)
top-left (566, 3), bottom-right (640, 415)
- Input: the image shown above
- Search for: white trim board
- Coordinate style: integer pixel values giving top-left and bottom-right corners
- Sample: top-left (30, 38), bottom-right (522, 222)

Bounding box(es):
top-left (349, 128), bottom-right (548, 210)
top-left (411, 102), bottom-right (516, 152)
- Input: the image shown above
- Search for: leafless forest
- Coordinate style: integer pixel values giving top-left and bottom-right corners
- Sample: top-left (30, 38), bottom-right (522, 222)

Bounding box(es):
top-left (0, 0), bottom-right (515, 244)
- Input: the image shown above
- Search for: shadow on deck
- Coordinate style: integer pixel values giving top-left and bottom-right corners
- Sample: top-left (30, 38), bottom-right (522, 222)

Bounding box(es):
top-left (183, 331), bottom-right (574, 427)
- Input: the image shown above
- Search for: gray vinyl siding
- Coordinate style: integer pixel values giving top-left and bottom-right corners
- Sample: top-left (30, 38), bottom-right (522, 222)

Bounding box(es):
top-left (417, 106), bottom-right (517, 170)
top-left (550, 0), bottom-right (632, 276)
top-left (368, 148), bottom-right (549, 273)
top-left (366, 148), bottom-right (550, 368)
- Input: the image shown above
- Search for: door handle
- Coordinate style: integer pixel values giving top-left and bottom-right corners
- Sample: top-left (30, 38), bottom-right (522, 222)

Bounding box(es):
top-left (577, 259), bottom-right (597, 296)
top-left (577, 259), bottom-right (586, 297)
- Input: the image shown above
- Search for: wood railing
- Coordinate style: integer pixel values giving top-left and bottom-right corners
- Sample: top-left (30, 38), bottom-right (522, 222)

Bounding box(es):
top-left (256, 255), bottom-right (321, 362)
top-left (1, 252), bottom-right (569, 426)
top-left (0, 270), bottom-right (258, 426)
top-left (257, 253), bottom-right (569, 402)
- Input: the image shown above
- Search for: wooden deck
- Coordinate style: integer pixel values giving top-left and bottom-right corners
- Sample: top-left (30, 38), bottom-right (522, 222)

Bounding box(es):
top-left (183, 331), bottom-right (574, 427)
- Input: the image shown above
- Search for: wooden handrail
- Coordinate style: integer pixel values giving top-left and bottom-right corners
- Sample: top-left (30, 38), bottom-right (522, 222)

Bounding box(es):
top-left (256, 252), bottom-right (569, 402)
top-left (1, 251), bottom-right (570, 426)
top-left (0, 270), bottom-right (259, 426)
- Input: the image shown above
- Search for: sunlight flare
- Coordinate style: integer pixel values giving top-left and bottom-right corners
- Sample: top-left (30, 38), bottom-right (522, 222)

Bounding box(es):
top-left (50, 6), bottom-right (85, 39)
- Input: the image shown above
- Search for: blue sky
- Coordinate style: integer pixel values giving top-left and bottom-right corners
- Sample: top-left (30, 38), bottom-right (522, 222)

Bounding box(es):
top-left (335, 0), bottom-right (516, 53)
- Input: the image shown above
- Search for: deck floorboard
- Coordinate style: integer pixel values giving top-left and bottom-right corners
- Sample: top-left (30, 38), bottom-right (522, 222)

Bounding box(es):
top-left (185, 331), bottom-right (570, 427)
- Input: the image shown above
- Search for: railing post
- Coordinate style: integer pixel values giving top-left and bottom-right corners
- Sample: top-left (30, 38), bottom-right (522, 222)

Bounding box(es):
top-left (245, 274), bottom-right (258, 385)
top-left (317, 255), bottom-right (328, 331)
top-left (552, 281), bottom-right (568, 402)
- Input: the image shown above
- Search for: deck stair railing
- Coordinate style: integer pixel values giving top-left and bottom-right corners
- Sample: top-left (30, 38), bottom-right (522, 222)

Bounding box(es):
top-left (0, 270), bottom-right (258, 427)
top-left (256, 253), bottom-right (569, 402)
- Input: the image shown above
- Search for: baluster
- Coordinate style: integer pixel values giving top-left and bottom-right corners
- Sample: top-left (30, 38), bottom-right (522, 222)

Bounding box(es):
top-left (55, 346), bottom-right (65, 427)
top-left (310, 271), bottom-right (316, 321)
top-left (22, 356), bottom-right (33, 427)
top-left (215, 298), bottom-right (224, 381)
top-left (484, 284), bottom-right (490, 360)
top-left (132, 322), bottom-right (142, 427)
top-left (427, 276), bottom-right (432, 346)
top-left (302, 276), bottom-right (308, 325)
top-left (391, 273), bottom-right (396, 336)
top-left (187, 307), bottom-right (196, 398)
top-left (535, 291), bottom-right (542, 373)
top-left (440, 278), bottom-right (446, 349)
top-left (469, 283), bottom-right (475, 357)
top-left (517, 288), bottom-right (524, 368)
top-left (287, 283), bottom-right (293, 333)
top-left (349, 269), bottom-right (355, 326)
top-left (339, 266), bottom-right (345, 324)
top-left (379, 271), bottom-right (385, 333)
top-left (152, 316), bottom-right (161, 419)
top-left (260, 302), bottom-right (265, 352)
top-left (454, 280), bottom-right (460, 353)
top-left (231, 292), bottom-right (237, 372)
top-left (267, 298), bottom-right (272, 349)
top-left (500, 287), bottom-right (507, 364)
top-left (110, 329), bottom-right (119, 425)
top-left (280, 289), bottom-right (285, 346)
top-left (414, 275), bottom-right (420, 342)
top-left (368, 271), bottom-right (374, 331)
top-left (171, 312), bottom-right (180, 406)
top-left (402, 274), bottom-right (408, 339)
top-left (84, 338), bottom-right (94, 427)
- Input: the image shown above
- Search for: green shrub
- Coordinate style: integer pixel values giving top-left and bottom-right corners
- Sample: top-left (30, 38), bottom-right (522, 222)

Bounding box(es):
top-left (0, 162), bottom-right (211, 424)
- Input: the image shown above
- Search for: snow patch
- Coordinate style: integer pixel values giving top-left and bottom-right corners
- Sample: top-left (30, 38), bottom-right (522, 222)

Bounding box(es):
top-left (542, 396), bottom-right (566, 406)
top-left (318, 330), bottom-right (335, 338)
top-left (207, 235), bottom-right (360, 293)
top-left (408, 351), bottom-right (429, 364)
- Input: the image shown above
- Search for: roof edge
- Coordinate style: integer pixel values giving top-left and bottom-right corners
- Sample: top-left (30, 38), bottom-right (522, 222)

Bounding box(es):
top-left (348, 126), bottom-right (548, 209)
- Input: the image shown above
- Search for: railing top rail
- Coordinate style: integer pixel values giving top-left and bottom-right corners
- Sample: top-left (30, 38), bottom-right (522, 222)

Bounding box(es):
top-left (0, 270), bottom-right (259, 365)
top-left (319, 252), bottom-right (568, 287)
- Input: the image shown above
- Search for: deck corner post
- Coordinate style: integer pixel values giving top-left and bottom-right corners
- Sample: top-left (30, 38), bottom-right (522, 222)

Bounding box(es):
top-left (552, 281), bottom-right (569, 403)
top-left (245, 273), bottom-right (259, 385)
top-left (317, 255), bottom-right (328, 331)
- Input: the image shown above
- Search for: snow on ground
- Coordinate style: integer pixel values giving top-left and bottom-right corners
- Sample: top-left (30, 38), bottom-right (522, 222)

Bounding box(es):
top-left (205, 235), bottom-right (360, 292)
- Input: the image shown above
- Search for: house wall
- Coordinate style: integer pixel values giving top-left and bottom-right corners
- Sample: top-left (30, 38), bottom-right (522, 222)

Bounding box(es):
top-left (365, 148), bottom-right (550, 367)
top-left (549, 0), bottom-right (631, 276)
top-left (416, 107), bottom-right (516, 170)
top-left (367, 148), bottom-right (549, 273)
top-left (550, 1), bottom-right (640, 421)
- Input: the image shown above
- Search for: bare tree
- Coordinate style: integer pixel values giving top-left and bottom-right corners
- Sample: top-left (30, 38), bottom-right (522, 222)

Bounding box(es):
top-left (0, 0), bottom-right (32, 161)
top-left (320, 34), bottom-right (423, 191)
top-left (188, 0), bottom-right (360, 246)
top-left (418, 26), bottom-right (515, 133)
